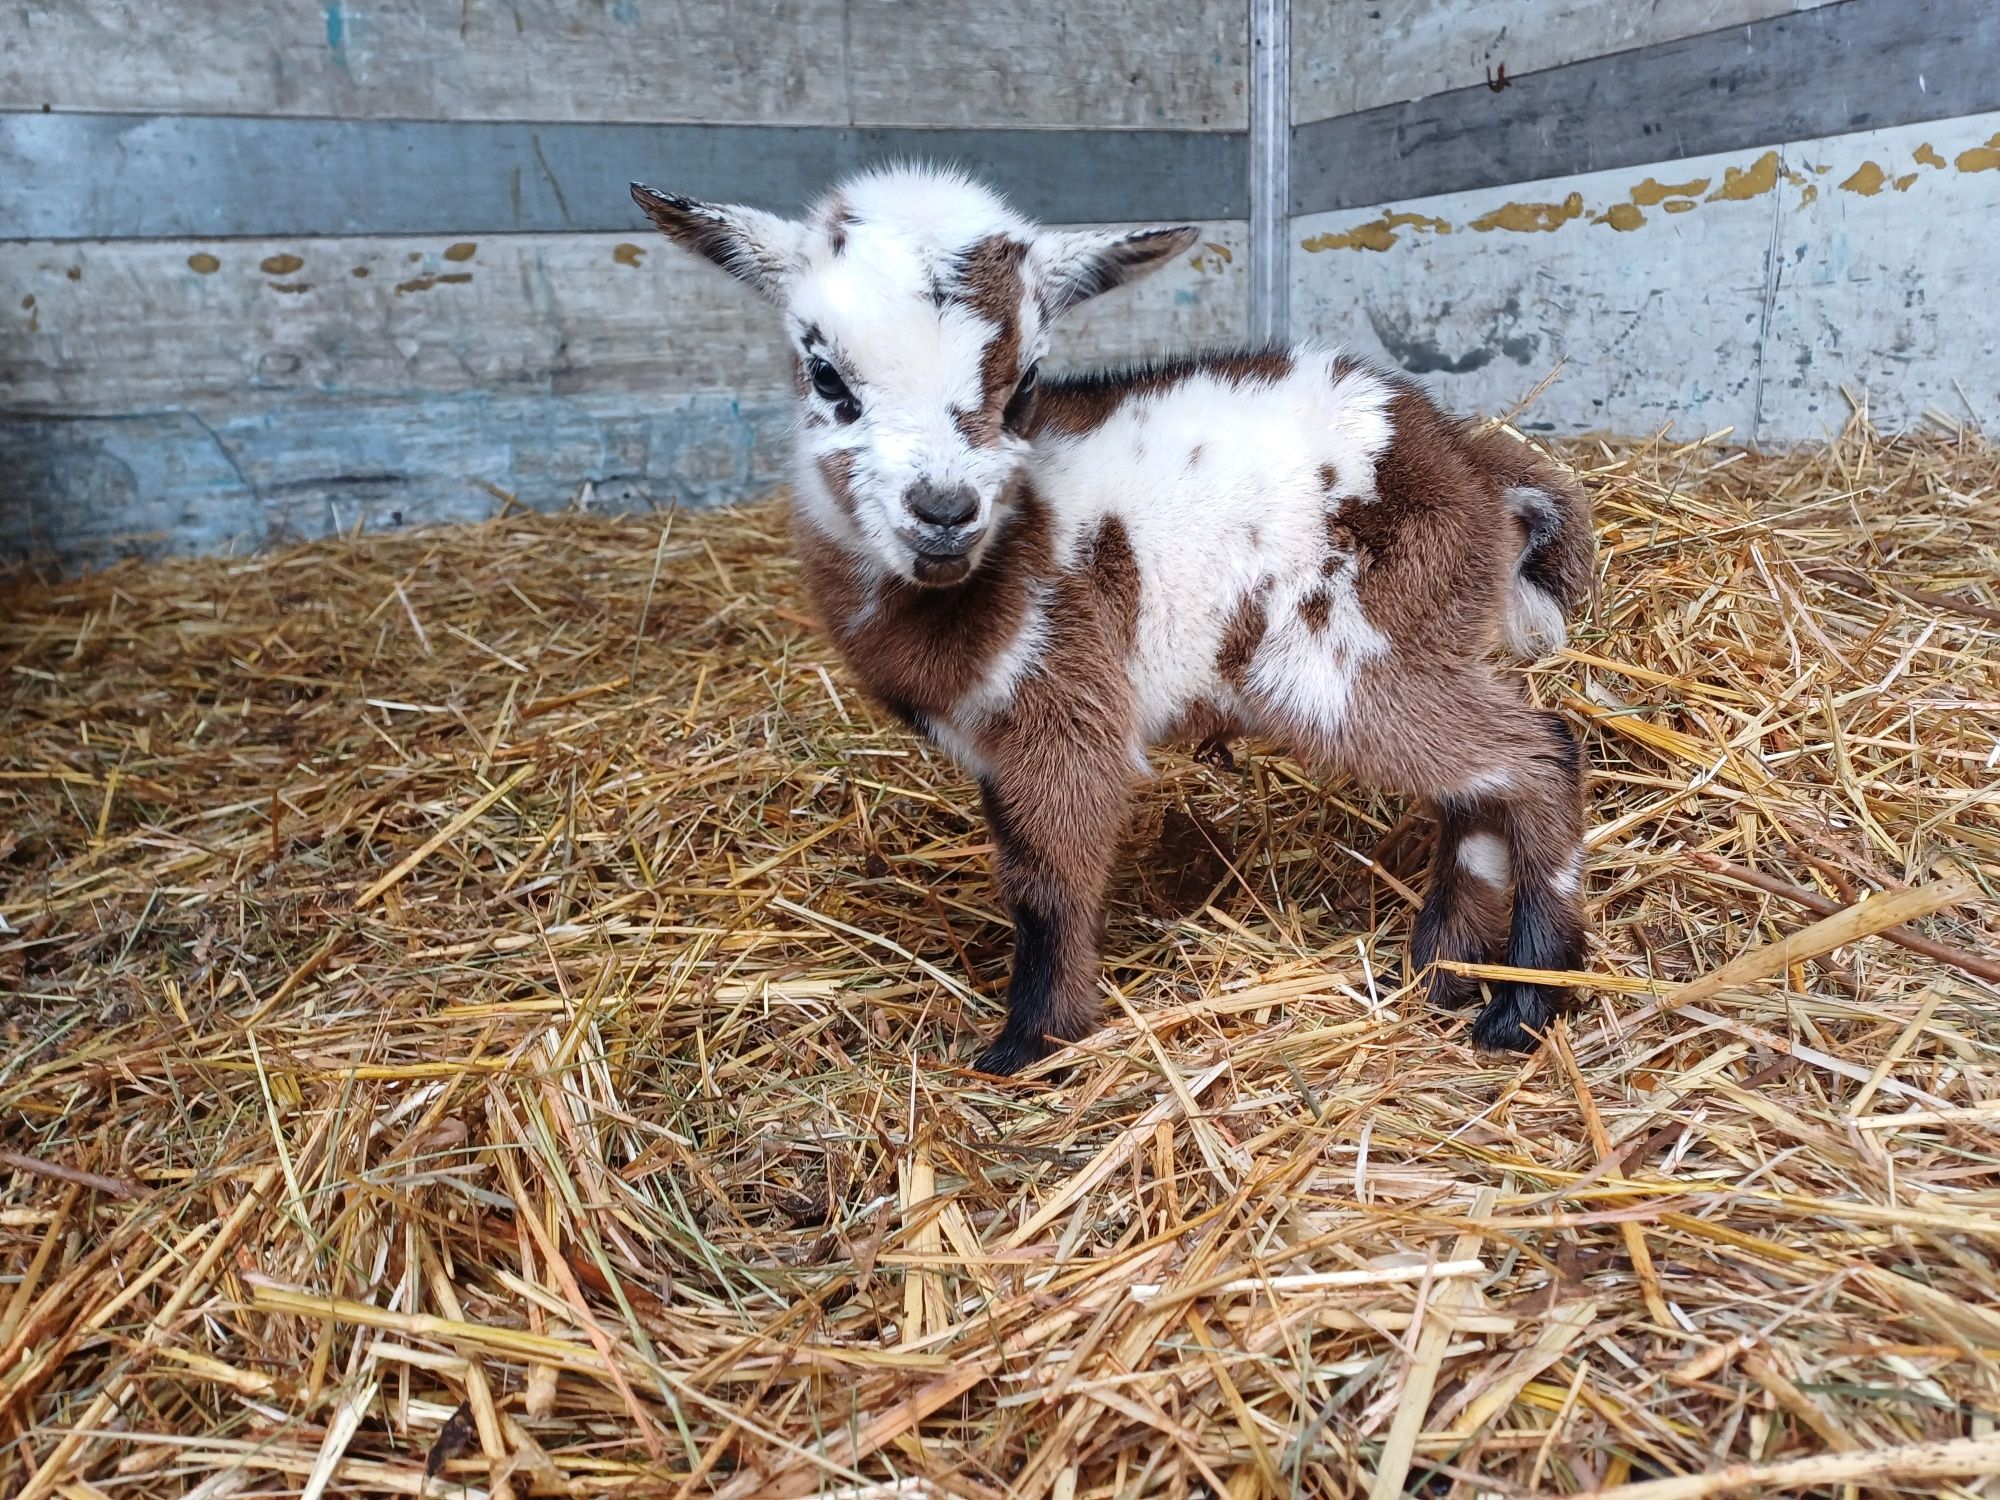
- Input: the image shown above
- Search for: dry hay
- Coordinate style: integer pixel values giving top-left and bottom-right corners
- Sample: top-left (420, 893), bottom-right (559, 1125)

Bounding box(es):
top-left (3, 415), bottom-right (1999, 1500)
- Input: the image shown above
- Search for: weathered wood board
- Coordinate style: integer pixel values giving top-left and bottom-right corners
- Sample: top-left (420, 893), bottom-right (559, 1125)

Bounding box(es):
top-left (1, 223), bottom-right (1248, 566)
top-left (1292, 0), bottom-right (1832, 125)
top-left (1, 0), bottom-right (1245, 130)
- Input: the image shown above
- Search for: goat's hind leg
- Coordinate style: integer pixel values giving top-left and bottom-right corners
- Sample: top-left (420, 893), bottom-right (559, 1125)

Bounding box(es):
top-left (1410, 800), bottom-right (1510, 1010)
top-left (1324, 671), bottom-right (1587, 1051)
top-left (1471, 710), bottom-right (1587, 1049)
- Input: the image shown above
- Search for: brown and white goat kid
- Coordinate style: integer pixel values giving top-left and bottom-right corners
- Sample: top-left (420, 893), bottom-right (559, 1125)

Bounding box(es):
top-left (633, 166), bottom-right (1595, 1075)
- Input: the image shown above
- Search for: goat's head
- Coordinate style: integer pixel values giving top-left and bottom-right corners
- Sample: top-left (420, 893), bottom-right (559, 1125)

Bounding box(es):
top-left (633, 166), bottom-right (1197, 586)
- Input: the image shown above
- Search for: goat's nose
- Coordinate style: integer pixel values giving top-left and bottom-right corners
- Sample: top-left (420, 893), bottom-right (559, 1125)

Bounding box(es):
top-left (904, 480), bottom-right (978, 529)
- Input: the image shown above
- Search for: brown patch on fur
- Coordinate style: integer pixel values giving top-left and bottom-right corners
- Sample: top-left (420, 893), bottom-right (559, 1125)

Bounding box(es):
top-left (1322, 514), bottom-right (1363, 577)
top-left (952, 235), bottom-right (1031, 439)
top-left (1334, 383), bottom-right (1511, 656)
top-left (1298, 587), bottom-right (1331, 632)
top-left (815, 451), bottom-right (860, 518)
top-left (1084, 515), bottom-right (1142, 651)
top-left (791, 489), bottom-right (1054, 723)
top-left (1034, 350), bottom-right (1297, 438)
top-left (820, 191), bottom-right (854, 254)
top-left (1318, 462), bottom-right (1339, 493)
top-left (1215, 588), bottom-right (1269, 688)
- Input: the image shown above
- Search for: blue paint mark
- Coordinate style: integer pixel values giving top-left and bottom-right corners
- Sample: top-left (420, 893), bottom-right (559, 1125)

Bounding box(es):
top-left (323, 3), bottom-right (348, 69)
top-left (1174, 288), bottom-right (1198, 305)
top-left (611, 0), bottom-right (639, 22)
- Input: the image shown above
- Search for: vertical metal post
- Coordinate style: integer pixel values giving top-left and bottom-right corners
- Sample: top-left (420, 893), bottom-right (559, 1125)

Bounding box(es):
top-left (1248, 0), bottom-right (1291, 347)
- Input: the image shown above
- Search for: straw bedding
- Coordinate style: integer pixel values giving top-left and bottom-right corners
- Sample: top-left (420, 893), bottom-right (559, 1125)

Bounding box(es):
top-left (2, 418), bottom-right (1998, 1499)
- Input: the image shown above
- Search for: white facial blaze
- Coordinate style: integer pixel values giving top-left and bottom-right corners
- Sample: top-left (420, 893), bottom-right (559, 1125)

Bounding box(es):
top-left (777, 168), bottom-right (1042, 583)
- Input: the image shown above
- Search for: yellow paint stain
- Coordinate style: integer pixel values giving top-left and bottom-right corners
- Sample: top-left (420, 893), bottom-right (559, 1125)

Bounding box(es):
top-left (260, 253), bottom-right (304, 275)
top-left (352, 266), bottom-right (370, 277)
top-left (65, 266), bottom-right (81, 281)
top-left (1663, 199), bottom-right (1696, 214)
top-left (1300, 210), bottom-right (1453, 252)
top-left (1893, 172), bottom-right (1918, 192)
top-left (1840, 161), bottom-right (1888, 196)
top-left (1629, 175), bottom-right (1709, 206)
top-left (1799, 183), bottom-right (1818, 205)
top-left (443, 241), bottom-right (477, 262)
top-left (186, 252), bottom-right (220, 274)
top-left (1203, 241), bottom-right (1233, 263)
top-left (394, 272), bottom-right (474, 294)
top-left (1593, 203), bottom-right (1645, 232)
top-left (1470, 193), bottom-right (1583, 234)
top-left (1706, 151), bottom-right (1781, 201)
top-left (612, 242), bottom-right (646, 266)
top-left (1956, 133), bottom-right (2000, 172)
top-left (1914, 143), bottom-right (1946, 170)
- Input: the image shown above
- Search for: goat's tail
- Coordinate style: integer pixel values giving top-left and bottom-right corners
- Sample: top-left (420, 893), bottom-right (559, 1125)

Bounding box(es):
top-left (1459, 424), bottom-right (1595, 659)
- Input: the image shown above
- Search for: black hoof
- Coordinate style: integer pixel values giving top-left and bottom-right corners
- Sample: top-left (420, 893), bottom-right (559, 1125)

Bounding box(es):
top-left (971, 1031), bottom-right (1052, 1077)
top-left (1469, 982), bottom-right (1558, 1051)
top-left (1422, 964), bottom-right (1484, 1011)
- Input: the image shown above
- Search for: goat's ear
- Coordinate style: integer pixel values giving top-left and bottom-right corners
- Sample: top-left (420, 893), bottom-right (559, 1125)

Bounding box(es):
top-left (1031, 225), bottom-right (1202, 315)
top-left (630, 183), bottom-right (803, 302)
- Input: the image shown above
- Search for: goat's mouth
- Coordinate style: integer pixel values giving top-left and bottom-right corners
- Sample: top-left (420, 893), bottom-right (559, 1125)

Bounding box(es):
top-left (903, 530), bottom-right (984, 587)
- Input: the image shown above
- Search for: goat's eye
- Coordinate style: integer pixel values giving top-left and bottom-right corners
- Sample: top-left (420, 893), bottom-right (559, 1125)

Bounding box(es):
top-left (808, 359), bottom-right (846, 400)
top-left (807, 358), bottom-right (860, 424)
top-left (1003, 362), bottom-right (1040, 432)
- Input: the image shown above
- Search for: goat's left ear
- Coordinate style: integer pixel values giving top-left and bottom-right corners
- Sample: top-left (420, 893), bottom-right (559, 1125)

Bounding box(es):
top-left (631, 183), bottom-right (803, 302)
top-left (1031, 225), bottom-right (1202, 316)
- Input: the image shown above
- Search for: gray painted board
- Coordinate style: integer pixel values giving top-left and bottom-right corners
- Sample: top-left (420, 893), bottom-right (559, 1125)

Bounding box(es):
top-left (1, 226), bottom-right (1248, 414)
top-left (1293, 0), bottom-right (1831, 125)
top-left (1, 0), bottom-right (1244, 130)
top-left (1291, 0), bottom-right (2000, 216)
top-left (1289, 111), bottom-right (2000, 442)
top-left (0, 113), bottom-right (1249, 240)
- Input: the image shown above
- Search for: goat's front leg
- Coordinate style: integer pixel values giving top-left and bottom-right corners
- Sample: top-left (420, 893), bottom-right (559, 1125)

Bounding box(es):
top-left (972, 751), bottom-right (1132, 1075)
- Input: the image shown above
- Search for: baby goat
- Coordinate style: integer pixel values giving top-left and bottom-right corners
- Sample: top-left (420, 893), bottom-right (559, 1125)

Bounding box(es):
top-left (633, 166), bottom-right (1594, 1075)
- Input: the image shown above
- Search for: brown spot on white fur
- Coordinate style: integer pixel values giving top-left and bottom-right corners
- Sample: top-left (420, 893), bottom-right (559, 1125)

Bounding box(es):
top-left (1215, 587), bottom-right (1269, 688)
top-left (1033, 350), bottom-right (1296, 438)
top-left (815, 451), bottom-right (860, 517)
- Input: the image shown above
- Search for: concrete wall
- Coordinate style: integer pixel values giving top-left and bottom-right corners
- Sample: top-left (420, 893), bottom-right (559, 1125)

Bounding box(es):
top-left (1, 1), bottom-right (1249, 568)
top-left (1287, 0), bottom-right (2000, 442)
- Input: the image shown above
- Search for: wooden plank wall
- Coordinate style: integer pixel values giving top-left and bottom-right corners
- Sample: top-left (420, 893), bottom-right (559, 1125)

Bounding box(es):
top-left (1286, 0), bottom-right (2000, 443)
top-left (0, 1), bottom-right (1250, 567)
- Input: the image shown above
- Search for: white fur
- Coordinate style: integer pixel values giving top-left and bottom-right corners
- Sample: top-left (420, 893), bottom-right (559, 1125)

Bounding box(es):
top-left (1458, 832), bottom-right (1510, 886)
top-left (1502, 484), bottom-right (1570, 658)
top-left (1031, 351), bottom-right (1398, 746)
top-left (1551, 848), bottom-right (1585, 897)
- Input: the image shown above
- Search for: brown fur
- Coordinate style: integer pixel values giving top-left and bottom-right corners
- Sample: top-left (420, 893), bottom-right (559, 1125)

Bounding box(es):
top-left (1033, 350), bottom-right (1296, 438)
top-left (952, 235), bottom-right (1031, 440)
top-left (1215, 589), bottom-right (1269, 689)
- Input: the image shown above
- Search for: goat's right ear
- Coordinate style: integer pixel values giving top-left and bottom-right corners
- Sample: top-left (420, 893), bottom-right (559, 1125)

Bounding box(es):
top-left (630, 183), bottom-right (803, 302)
top-left (1031, 224), bottom-right (1203, 316)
